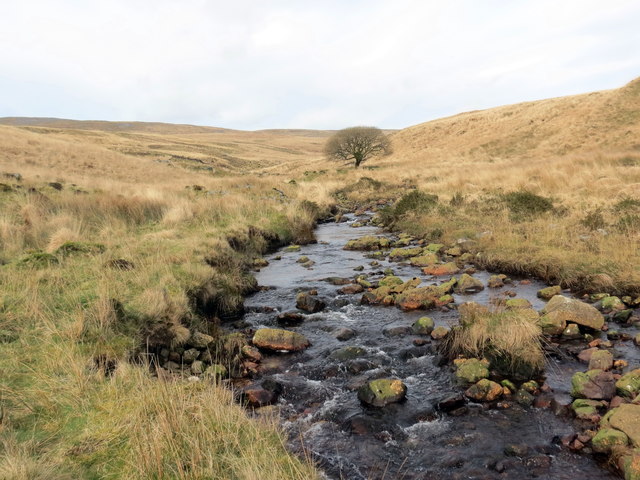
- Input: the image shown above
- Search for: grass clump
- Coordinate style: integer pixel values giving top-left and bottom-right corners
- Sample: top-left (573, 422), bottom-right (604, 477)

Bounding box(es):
top-left (502, 190), bottom-right (554, 217)
top-left (442, 302), bottom-right (544, 380)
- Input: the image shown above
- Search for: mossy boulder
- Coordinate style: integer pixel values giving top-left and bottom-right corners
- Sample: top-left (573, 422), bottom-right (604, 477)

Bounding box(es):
top-left (412, 317), bottom-right (435, 335)
top-left (617, 370), bottom-right (640, 398)
top-left (537, 285), bottom-right (562, 300)
top-left (445, 246), bottom-right (462, 257)
top-left (358, 378), bottom-right (407, 407)
top-left (284, 245), bottom-right (301, 252)
top-left (252, 328), bottom-right (310, 352)
top-left (393, 277), bottom-right (422, 294)
top-left (425, 243), bottom-right (445, 253)
top-left (589, 350), bottom-right (614, 371)
top-left (389, 247), bottom-right (424, 260)
top-left (379, 275), bottom-right (403, 288)
top-left (465, 379), bottom-right (503, 402)
top-left (409, 253), bottom-right (439, 267)
top-left (592, 428), bottom-right (629, 453)
top-left (454, 274), bottom-right (484, 294)
top-left (505, 298), bottom-right (532, 309)
top-left (604, 404), bottom-right (640, 447)
top-left (572, 399), bottom-right (605, 420)
top-left (539, 295), bottom-right (605, 333)
top-left (189, 331), bottom-right (214, 349)
top-left (423, 262), bottom-right (460, 276)
top-left (571, 369), bottom-right (616, 400)
top-left (253, 258), bottom-right (269, 268)
top-left (621, 453), bottom-right (640, 480)
top-left (602, 296), bottom-right (626, 312)
top-left (344, 236), bottom-right (390, 251)
top-left (395, 286), bottom-right (443, 311)
top-left (455, 358), bottom-right (489, 384)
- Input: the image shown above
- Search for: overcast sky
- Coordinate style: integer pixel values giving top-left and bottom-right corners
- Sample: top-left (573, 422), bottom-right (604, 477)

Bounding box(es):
top-left (1, 0), bottom-right (639, 130)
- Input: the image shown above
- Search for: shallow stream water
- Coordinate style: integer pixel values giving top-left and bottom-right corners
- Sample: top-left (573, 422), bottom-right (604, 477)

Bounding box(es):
top-left (235, 215), bottom-right (635, 479)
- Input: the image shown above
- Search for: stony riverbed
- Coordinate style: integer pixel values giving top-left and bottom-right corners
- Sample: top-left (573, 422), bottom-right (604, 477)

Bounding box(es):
top-left (231, 213), bottom-right (639, 479)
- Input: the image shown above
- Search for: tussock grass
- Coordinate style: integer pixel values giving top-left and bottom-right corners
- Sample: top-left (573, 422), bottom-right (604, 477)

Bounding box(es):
top-left (443, 303), bottom-right (544, 379)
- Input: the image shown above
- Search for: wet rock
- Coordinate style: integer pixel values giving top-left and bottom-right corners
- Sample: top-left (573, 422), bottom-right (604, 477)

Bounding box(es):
top-left (504, 444), bottom-right (529, 457)
top-left (539, 295), bottom-right (605, 334)
top-left (465, 379), bottom-right (503, 402)
top-left (571, 399), bottom-right (605, 420)
top-left (412, 316), bottom-right (434, 335)
top-left (607, 330), bottom-right (621, 340)
top-left (571, 369), bottom-right (616, 400)
top-left (330, 346), bottom-right (366, 361)
top-left (344, 235), bottom-right (390, 251)
top-left (537, 285), bottom-right (562, 300)
top-left (338, 284), bottom-right (364, 295)
top-left (454, 358), bottom-right (490, 384)
top-left (324, 277), bottom-right (352, 286)
top-left (488, 274), bottom-right (508, 288)
top-left (242, 345), bottom-right (262, 362)
top-left (616, 369), bottom-right (640, 398)
top-left (524, 455), bottom-right (551, 472)
top-left (431, 325), bottom-right (450, 340)
top-left (399, 345), bottom-right (431, 360)
top-left (521, 380), bottom-right (539, 394)
top-left (591, 428), bottom-right (629, 453)
top-left (333, 327), bottom-right (356, 341)
top-left (252, 328), bottom-right (310, 352)
top-left (346, 359), bottom-right (377, 374)
top-left (357, 378), bottom-right (407, 407)
top-left (284, 245), bottom-right (301, 252)
top-left (437, 393), bottom-right (467, 412)
top-left (589, 350), bottom-right (614, 371)
top-left (295, 292), bottom-right (326, 313)
top-left (454, 273), bottom-right (484, 294)
top-left (533, 394), bottom-right (554, 409)
top-left (578, 347), bottom-right (599, 364)
top-left (515, 388), bottom-right (535, 406)
top-left (383, 326), bottom-right (412, 337)
top-left (189, 331), bottom-right (214, 349)
top-left (423, 262), bottom-right (460, 276)
top-left (276, 311), bottom-right (306, 326)
top-left (242, 385), bottom-right (276, 407)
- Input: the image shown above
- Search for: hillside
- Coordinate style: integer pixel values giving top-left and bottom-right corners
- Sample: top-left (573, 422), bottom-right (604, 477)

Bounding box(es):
top-left (0, 117), bottom-right (332, 178)
top-left (386, 77), bottom-right (640, 166)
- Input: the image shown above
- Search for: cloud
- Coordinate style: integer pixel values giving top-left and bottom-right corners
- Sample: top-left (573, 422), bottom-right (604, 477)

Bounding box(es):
top-left (1, 0), bottom-right (639, 129)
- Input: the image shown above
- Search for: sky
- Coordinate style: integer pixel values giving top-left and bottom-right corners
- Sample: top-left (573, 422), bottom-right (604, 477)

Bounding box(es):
top-left (1, 0), bottom-right (639, 130)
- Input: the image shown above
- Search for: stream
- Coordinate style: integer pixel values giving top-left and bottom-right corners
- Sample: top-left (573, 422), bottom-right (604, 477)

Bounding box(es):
top-left (234, 214), bottom-right (637, 479)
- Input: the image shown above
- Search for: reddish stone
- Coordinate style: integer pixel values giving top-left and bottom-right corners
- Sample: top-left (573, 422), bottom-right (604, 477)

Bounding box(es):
top-left (338, 284), bottom-right (365, 295)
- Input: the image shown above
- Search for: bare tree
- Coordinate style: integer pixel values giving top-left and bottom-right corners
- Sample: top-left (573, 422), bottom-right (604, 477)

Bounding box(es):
top-left (324, 126), bottom-right (392, 168)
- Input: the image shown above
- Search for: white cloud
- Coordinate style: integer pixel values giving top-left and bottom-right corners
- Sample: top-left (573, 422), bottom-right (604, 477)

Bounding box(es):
top-left (0, 0), bottom-right (639, 129)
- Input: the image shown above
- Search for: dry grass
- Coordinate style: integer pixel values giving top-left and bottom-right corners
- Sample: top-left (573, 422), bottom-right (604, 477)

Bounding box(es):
top-left (444, 303), bottom-right (545, 378)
